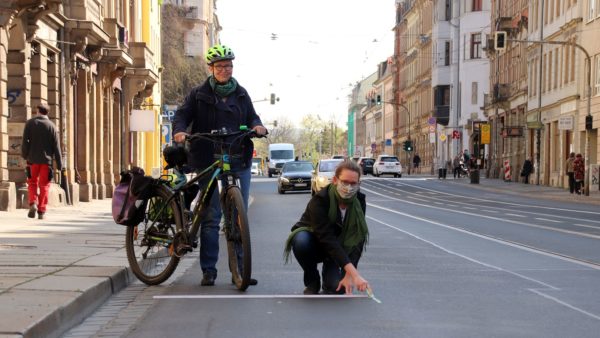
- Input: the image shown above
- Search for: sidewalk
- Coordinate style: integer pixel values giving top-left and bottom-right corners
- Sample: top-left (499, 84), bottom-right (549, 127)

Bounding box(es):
top-left (0, 199), bottom-right (132, 338)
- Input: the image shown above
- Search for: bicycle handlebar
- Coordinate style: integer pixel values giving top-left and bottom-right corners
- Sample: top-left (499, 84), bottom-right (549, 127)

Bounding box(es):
top-left (185, 128), bottom-right (267, 142)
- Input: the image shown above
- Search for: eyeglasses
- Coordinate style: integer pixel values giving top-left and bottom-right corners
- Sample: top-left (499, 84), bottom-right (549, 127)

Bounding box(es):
top-left (337, 179), bottom-right (360, 188)
top-left (213, 64), bottom-right (233, 71)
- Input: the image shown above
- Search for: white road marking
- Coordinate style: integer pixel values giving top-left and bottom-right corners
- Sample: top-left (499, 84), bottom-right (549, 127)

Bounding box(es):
top-left (506, 213), bottom-right (526, 218)
top-left (574, 223), bottom-right (600, 229)
top-left (528, 289), bottom-right (600, 321)
top-left (154, 294), bottom-right (369, 299)
top-left (534, 218), bottom-right (562, 223)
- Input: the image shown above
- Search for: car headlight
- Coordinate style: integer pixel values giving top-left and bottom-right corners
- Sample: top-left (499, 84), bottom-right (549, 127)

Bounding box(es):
top-left (280, 177), bottom-right (289, 183)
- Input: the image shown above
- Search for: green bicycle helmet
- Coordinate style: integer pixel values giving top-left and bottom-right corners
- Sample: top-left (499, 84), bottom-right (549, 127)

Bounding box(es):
top-left (205, 44), bottom-right (235, 65)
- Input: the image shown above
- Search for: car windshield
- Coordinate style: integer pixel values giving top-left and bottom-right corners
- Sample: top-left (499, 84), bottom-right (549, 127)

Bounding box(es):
top-left (380, 157), bottom-right (399, 162)
top-left (271, 150), bottom-right (293, 160)
top-left (283, 162), bottom-right (313, 172)
top-left (319, 161), bottom-right (341, 172)
top-left (363, 159), bottom-right (374, 165)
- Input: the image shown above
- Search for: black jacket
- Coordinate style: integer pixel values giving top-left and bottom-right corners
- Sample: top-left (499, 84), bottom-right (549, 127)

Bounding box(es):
top-left (291, 185), bottom-right (367, 268)
top-left (173, 79), bottom-right (263, 170)
top-left (21, 115), bottom-right (62, 168)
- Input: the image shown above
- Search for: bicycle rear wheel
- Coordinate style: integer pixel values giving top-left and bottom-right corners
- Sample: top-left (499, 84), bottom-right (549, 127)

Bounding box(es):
top-left (125, 184), bottom-right (181, 285)
top-left (223, 186), bottom-right (252, 291)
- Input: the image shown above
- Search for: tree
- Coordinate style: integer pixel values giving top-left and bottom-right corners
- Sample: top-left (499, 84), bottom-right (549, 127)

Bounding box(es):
top-left (161, 4), bottom-right (209, 105)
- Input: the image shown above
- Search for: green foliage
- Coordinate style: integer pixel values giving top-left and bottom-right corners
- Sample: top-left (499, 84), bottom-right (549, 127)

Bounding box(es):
top-left (161, 4), bottom-right (210, 105)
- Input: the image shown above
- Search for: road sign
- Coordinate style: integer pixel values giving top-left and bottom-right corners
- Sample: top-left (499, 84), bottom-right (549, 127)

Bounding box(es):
top-left (440, 134), bottom-right (447, 142)
top-left (452, 130), bottom-right (460, 139)
top-left (427, 117), bottom-right (436, 125)
top-left (481, 123), bottom-right (491, 144)
top-left (162, 105), bottom-right (178, 121)
top-left (428, 125), bottom-right (435, 133)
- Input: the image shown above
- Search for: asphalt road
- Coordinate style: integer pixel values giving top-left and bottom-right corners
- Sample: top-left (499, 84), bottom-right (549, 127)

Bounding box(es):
top-left (67, 177), bottom-right (600, 338)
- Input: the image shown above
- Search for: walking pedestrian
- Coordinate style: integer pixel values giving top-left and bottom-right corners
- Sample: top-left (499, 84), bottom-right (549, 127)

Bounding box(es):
top-left (520, 157), bottom-right (534, 184)
top-left (565, 152), bottom-right (576, 194)
top-left (21, 103), bottom-right (63, 219)
top-left (173, 44), bottom-right (267, 287)
top-left (284, 160), bottom-right (370, 295)
top-left (453, 155), bottom-right (461, 178)
top-left (413, 154), bottom-right (421, 170)
top-left (573, 153), bottom-right (585, 194)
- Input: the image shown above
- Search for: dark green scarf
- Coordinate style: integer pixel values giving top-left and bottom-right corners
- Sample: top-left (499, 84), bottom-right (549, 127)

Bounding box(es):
top-left (209, 76), bottom-right (238, 98)
top-left (283, 184), bottom-right (368, 263)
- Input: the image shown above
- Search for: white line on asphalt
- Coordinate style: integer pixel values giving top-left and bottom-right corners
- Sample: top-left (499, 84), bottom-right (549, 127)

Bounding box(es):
top-left (364, 179), bottom-right (600, 218)
top-left (574, 223), bottom-right (600, 229)
top-left (506, 213), bottom-right (527, 218)
top-left (528, 289), bottom-right (600, 321)
top-left (366, 205), bottom-right (600, 271)
top-left (362, 187), bottom-right (600, 240)
top-left (482, 209), bottom-right (499, 213)
top-left (366, 215), bottom-right (560, 289)
top-left (534, 218), bottom-right (562, 223)
top-left (154, 294), bottom-right (370, 299)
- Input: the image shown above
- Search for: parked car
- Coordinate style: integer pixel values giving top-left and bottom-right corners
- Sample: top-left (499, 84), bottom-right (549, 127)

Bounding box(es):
top-left (373, 155), bottom-right (402, 177)
top-left (332, 155), bottom-right (345, 159)
top-left (311, 158), bottom-right (343, 195)
top-left (277, 161), bottom-right (313, 194)
top-left (356, 157), bottom-right (375, 175)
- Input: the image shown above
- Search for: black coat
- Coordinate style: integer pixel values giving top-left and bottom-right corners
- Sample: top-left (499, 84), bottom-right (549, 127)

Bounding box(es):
top-left (291, 185), bottom-right (367, 268)
top-left (521, 160), bottom-right (533, 176)
top-left (173, 79), bottom-right (263, 170)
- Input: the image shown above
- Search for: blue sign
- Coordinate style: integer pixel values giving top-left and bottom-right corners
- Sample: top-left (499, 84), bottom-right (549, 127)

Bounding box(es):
top-left (385, 139), bottom-right (392, 146)
top-left (162, 105), bottom-right (177, 121)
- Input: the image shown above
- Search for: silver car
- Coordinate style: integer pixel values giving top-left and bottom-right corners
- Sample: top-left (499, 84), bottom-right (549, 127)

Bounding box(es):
top-left (311, 159), bottom-right (343, 195)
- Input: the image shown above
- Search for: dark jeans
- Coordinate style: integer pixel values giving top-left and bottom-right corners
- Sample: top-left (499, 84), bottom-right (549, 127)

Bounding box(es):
top-left (291, 230), bottom-right (362, 292)
top-left (567, 172), bottom-right (575, 193)
top-left (523, 174), bottom-right (530, 184)
top-left (453, 167), bottom-right (461, 178)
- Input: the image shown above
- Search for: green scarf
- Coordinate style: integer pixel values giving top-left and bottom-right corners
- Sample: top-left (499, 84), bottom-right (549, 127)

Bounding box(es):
top-left (209, 76), bottom-right (238, 98)
top-left (283, 184), bottom-right (368, 263)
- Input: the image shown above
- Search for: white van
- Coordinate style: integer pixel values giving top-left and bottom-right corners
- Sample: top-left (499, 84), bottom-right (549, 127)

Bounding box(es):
top-left (267, 143), bottom-right (295, 177)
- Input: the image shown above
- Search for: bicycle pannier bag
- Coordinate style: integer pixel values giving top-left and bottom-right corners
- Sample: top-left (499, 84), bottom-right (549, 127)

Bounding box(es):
top-left (112, 167), bottom-right (153, 226)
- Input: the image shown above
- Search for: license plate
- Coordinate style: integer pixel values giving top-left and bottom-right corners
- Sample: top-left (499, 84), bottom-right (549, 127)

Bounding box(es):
top-left (295, 183), bottom-right (307, 187)
top-left (385, 165), bottom-right (394, 169)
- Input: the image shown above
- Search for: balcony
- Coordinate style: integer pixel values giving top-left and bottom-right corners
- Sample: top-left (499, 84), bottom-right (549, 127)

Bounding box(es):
top-left (493, 83), bottom-right (510, 102)
top-left (434, 105), bottom-right (449, 126)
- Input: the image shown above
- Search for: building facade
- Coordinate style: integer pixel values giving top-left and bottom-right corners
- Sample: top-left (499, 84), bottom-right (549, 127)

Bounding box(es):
top-left (164, 0), bottom-right (220, 57)
top-left (0, 0), bottom-right (163, 211)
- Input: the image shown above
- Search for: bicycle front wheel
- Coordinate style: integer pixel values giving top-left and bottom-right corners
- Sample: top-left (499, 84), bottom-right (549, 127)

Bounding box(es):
top-left (125, 184), bottom-right (181, 285)
top-left (223, 187), bottom-right (252, 291)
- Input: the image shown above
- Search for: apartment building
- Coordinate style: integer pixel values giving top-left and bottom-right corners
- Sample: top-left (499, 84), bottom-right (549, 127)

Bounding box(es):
top-left (430, 1), bottom-right (491, 172)
top-left (163, 0), bottom-right (220, 56)
top-left (396, 0), bottom-right (434, 174)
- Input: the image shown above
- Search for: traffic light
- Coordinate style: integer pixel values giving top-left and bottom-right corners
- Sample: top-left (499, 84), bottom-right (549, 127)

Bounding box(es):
top-left (586, 115), bottom-right (593, 130)
top-left (270, 93), bottom-right (276, 104)
top-left (376, 95), bottom-right (382, 105)
top-left (494, 31), bottom-right (507, 51)
top-left (403, 140), bottom-right (413, 152)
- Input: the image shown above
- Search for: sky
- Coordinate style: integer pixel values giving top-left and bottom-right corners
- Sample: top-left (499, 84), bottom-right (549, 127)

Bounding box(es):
top-left (217, 0), bottom-right (396, 129)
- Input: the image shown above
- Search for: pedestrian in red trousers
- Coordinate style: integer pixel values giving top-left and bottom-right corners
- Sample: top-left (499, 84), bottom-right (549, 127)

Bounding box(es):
top-left (21, 104), bottom-right (63, 219)
top-left (573, 153), bottom-right (585, 195)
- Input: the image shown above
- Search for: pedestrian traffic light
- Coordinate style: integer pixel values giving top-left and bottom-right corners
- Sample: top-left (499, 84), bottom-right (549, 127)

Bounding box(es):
top-left (376, 95), bottom-right (382, 105)
top-left (586, 115), bottom-right (593, 130)
top-left (403, 140), bottom-right (413, 152)
top-left (494, 31), bottom-right (507, 51)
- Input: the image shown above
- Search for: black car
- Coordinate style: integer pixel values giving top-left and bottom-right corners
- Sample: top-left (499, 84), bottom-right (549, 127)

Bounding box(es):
top-left (357, 157), bottom-right (375, 175)
top-left (277, 161), bottom-right (314, 194)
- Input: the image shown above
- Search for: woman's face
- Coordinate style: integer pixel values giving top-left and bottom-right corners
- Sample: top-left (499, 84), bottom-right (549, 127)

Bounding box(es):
top-left (210, 60), bottom-right (233, 83)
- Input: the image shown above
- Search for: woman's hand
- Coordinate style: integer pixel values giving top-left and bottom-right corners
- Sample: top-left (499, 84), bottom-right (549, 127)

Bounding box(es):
top-left (337, 263), bottom-right (370, 294)
top-left (252, 125), bottom-right (268, 136)
top-left (174, 132), bottom-right (189, 143)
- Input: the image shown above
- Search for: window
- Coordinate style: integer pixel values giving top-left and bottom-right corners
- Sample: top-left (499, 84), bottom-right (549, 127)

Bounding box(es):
top-left (554, 48), bottom-right (559, 89)
top-left (564, 44), bottom-right (570, 85)
top-left (444, 41), bottom-right (451, 66)
top-left (472, 0), bottom-right (482, 11)
top-left (590, 0), bottom-right (596, 20)
top-left (470, 33), bottom-right (481, 59)
top-left (445, 0), bottom-right (451, 20)
top-left (472, 82), bottom-right (478, 104)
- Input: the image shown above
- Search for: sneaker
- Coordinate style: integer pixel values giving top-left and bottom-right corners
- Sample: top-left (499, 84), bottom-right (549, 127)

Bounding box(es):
top-left (37, 212), bottom-right (45, 220)
top-left (27, 204), bottom-right (37, 218)
top-left (303, 281), bottom-right (320, 295)
top-left (200, 273), bottom-right (216, 286)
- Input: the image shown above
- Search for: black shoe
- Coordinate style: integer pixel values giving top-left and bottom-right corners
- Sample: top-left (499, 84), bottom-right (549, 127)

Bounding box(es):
top-left (321, 286), bottom-right (344, 295)
top-left (37, 212), bottom-right (45, 220)
top-left (231, 277), bottom-right (258, 285)
top-left (28, 204), bottom-right (37, 218)
top-left (303, 281), bottom-right (320, 295)
top-left (200, 273), bottom-right (216, 286)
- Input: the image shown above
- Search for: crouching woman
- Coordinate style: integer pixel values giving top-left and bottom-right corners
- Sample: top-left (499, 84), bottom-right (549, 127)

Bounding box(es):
top-left (284, 160), bottom-right (370, 295)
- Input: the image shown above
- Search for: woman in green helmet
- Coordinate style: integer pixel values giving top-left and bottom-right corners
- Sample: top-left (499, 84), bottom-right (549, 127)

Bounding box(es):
top-left (173, 44), bottom-right (267, 287)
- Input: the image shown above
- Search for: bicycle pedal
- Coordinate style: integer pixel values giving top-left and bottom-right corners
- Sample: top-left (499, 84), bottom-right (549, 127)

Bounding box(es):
top-left (175, 243), bottom-right (193, 256)
top-left (191, 240), bottom-right (198, 248)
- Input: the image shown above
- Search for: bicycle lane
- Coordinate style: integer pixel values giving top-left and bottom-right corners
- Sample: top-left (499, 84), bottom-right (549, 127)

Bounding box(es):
top-left (0, 199), bottom-right (132, 338)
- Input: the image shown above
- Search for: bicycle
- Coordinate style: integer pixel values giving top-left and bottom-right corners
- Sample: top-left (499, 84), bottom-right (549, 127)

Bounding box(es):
top-left (125, 126), bottom-right (261, 290)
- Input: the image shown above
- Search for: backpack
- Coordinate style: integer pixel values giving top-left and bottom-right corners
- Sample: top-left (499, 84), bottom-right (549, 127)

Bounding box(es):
top-left (112, 167), bottom-right (154, 226)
